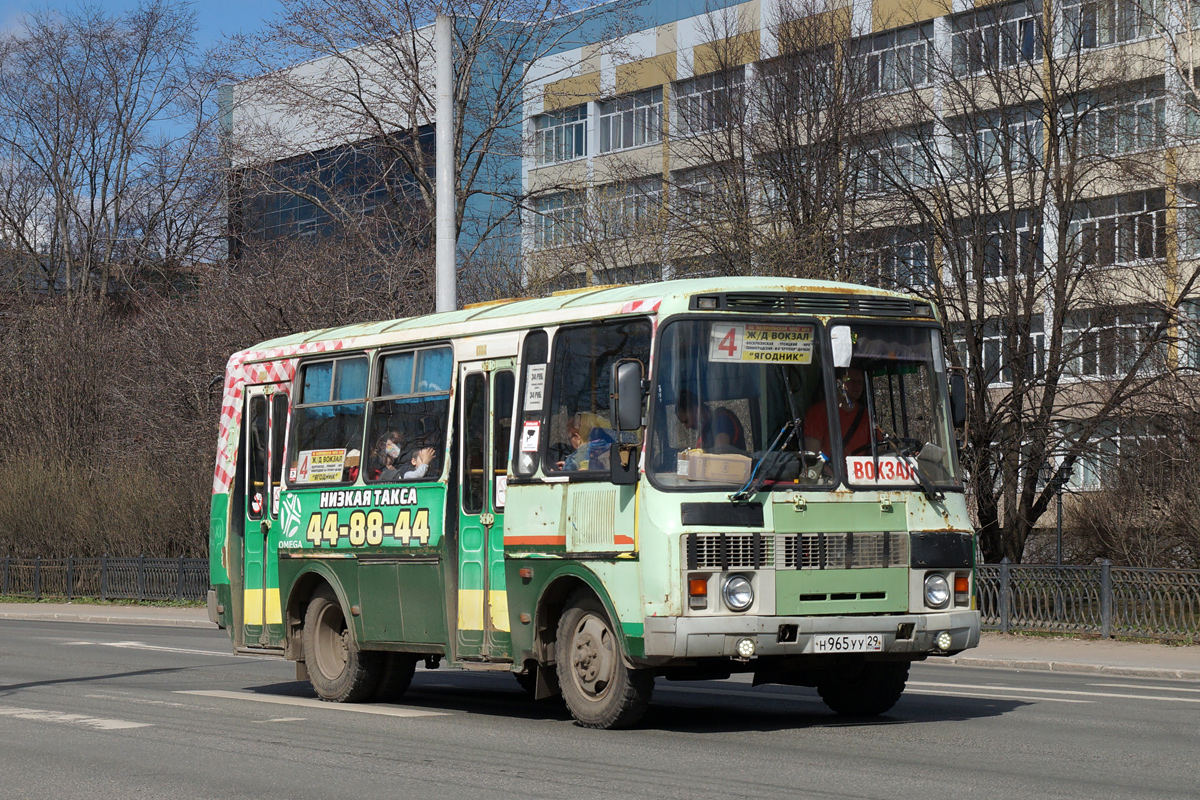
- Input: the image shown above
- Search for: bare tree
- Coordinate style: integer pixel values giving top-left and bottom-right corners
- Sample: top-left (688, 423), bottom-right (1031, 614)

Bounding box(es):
top-left (0, 1), bottom-right (227, 299)
top-left (859, 0), bottom-right (1200, 561)
top-left (226, 0), bottom-right (638, 300)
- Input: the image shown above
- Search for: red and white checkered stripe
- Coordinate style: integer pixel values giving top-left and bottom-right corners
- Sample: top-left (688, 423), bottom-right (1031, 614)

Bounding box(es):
top-left (212, 338), bottom-right (356, 495)
top-left (619, 298), bottom-right (661, 315)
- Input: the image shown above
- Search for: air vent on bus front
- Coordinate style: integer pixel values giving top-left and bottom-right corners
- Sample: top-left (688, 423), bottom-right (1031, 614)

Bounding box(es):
top-left (692, 292), bottom-right (930, 318)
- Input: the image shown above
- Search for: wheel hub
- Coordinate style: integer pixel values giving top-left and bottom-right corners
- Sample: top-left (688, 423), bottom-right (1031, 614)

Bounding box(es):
top-left (571, 615), bottom-right (615, 698)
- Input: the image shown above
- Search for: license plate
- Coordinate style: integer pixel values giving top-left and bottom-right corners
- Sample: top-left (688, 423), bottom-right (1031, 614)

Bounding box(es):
top-left (811, 633), bottom-right (884, 653)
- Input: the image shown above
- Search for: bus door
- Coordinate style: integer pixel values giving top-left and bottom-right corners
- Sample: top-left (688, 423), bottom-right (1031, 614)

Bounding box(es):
top-left (241, 385), bottom-right (289, 649)
top-left (456, 359), bottom-right (516, 660)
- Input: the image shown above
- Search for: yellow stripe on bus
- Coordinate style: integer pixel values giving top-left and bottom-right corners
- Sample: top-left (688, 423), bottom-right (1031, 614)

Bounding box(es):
top-left (458, 589), bottom-right (484, 630)
top-left (242, 588), bottom-right (282, 626)
top-left (489, 591), bottom-right (510, 632)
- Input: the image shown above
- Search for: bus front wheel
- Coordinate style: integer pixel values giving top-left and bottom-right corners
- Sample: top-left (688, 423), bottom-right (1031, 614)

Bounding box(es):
top-left (817, 661), bottom-right (909, 716)
top-left (303, 586), bottom-right (382, 702)
top-left (555, 591), bottom-right (653, 729)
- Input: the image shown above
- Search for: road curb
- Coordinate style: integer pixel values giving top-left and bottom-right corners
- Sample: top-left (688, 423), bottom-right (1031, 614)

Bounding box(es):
top-left (929, 655), bottom-right (1200, 681)
top-left (0, 611), bottom-right (215, 629)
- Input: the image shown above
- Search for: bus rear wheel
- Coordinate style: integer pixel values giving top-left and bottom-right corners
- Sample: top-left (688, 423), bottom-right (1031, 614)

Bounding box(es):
top-left (555, 592), bottom-right (653, 729)
top-left (817, 661), bottom-right (909, 716)
top-left (373, 653), bottom-right (417, 702)
top-left (303, 586), bottom-right (382, 702)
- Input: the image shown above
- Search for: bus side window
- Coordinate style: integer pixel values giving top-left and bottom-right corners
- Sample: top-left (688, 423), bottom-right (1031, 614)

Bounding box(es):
top-left (514, 330), bottom-right (548, 477)
top-left (289, 356), bottom-right (368, 485)
top-left (364, 346), bottom-right (452, 484)
top-left (270, 392), bottom-right (288, 516)
top-left (492, 369), bottom-right (515, 507)
top-left (544, 319), bottom-right (652, 476)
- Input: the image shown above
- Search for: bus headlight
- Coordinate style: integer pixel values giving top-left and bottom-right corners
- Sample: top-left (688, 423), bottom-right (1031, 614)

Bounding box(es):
top-left (924, 573), bottom-right (951, 609)
top-left (722, 575), bottom-right (754, 612)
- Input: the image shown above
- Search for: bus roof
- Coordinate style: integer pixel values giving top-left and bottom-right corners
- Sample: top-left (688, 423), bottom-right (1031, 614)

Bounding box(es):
top-left (239, 276), bottom-right (921, 356)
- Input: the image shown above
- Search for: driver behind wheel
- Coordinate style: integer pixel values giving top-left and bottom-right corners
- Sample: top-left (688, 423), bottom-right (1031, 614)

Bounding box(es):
top-left (803, 367), bottom-right (874, 458)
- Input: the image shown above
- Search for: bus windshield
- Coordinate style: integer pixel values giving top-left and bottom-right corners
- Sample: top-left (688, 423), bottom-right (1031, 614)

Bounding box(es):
top-left (647, 318), bottom-right (961, 491)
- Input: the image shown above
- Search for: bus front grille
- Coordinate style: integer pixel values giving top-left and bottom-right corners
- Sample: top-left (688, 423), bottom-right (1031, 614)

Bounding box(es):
top-left (781, 532), bottom-right (908, 570)
top-left (686, 533), bottom-right (775, 569)
top-left (684, 532), bottom-right (906, 570)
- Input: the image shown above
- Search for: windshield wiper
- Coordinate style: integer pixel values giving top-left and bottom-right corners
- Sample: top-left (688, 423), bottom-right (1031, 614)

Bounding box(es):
top-left (730, 420), bottom-right (799, 504)
top-left (874, 424), bottom-right (944, 503)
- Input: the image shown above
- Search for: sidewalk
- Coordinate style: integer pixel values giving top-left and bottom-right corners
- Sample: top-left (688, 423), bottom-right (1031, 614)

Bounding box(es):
top-left (0, 601), bottom-right (213, 629)
top-left (936, 632), bottom-right (1200, 681)
top-left (1, 602), bottom-right (1197, 680)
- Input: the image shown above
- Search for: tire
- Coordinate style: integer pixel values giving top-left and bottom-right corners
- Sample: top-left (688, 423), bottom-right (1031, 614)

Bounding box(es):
top-left (372, 653), bottom-right (417, 702)
top-left (303, 586), bottom-right (383, 702)
top-left (817, 661), bottom-right (909, 716)
top-left (555, 591), bottom-right (653, 729)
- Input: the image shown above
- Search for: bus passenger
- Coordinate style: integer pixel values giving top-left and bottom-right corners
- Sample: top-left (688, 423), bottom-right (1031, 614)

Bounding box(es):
top-left (675, 388), bottom-right (746, 451)
top-left (370, 431), bottom-right (435, 481)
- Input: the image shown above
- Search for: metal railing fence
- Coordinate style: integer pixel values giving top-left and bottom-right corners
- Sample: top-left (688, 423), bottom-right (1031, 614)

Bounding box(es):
top-left (0, 556), bottom-right (207, 602)
top-left (3, 554), bottom-right (1197, 640)
top-left (978, 560), bottom-right (1200, 641)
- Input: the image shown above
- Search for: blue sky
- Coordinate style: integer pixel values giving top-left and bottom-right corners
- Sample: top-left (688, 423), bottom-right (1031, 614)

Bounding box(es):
top-left (2, 0), bottom-right (281, 48)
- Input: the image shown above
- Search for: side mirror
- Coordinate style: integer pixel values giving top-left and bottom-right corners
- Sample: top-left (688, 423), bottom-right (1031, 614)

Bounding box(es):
top-left (610, 359), bottom-right (644, 432)
top-left (948, 371), bottom-right (967, 429)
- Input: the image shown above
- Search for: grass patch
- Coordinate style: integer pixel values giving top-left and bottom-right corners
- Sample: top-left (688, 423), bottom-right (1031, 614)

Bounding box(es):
top-left (0, 595), bottom-right (204, 608)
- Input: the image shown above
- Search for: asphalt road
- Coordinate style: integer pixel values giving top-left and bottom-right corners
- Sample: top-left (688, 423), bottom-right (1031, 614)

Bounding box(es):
top-left (0, 620), bottom-right (1196, 800)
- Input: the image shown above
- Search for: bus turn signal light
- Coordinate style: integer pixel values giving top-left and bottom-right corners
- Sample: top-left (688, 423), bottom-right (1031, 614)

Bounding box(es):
top-left (688, 576), bottom-right (708, 609)
top-left (954, 576), bottom-right (969, 593)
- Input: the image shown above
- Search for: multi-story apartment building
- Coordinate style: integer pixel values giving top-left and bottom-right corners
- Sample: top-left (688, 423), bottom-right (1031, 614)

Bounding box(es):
top-left (222, 0), bottom-right (1200, 559)
top-left (521, 0), bottom-right (1200, 561)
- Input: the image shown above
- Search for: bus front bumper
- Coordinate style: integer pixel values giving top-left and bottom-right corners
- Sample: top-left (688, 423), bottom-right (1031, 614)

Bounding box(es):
top-left (641, 610), bottom-right (980, 660)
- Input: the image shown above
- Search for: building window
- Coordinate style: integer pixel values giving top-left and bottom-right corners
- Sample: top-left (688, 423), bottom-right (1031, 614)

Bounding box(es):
top-left (952, 107), bottom-right (1043, 173)
top-left (1070, 190), bottom-right (1166, 267)
top-left (1064, 306), bottom-right (1165, 378)
top-left (1071, 79), bottom-right (1165, 156)
top-left (1064, 420), bottom-right (1165, 489)
top-left (596, 178), bottom-right (663, 236)
top-left (1063, 0), bottom-right (1157, 50)
top-left (532, 191), bottom-right (585, 249)
top-left (758, 49), bottom-right (838, 113)
top-left (673, 167), bottom-right (717, 219)
top-left (598, 88), bottom-right (663, 153)
top-left (858, 126), bottom-right (934, 193)
top-left (674, 67), bottom-right (745, 136)
top-left (961, 210), bottom-right (1042, 281)
top-left (857, 22), bottom-right (934, 93)
top-left (955, 316), bottom-right (1045, 386)
top-left (859, 229), bottom-right (932, 289)
top-left (533, 105), bottom-right (587, 166)
top-left (952, 0), bottom-right (1042, 76)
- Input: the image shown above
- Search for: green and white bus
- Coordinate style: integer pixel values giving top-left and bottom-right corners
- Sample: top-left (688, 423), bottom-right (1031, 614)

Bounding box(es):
top-left (208, 277), bottom-right (980, 729)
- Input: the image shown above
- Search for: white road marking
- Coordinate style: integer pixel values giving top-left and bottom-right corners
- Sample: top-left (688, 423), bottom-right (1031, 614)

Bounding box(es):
top-left (256, 717), bottom-right (307, 723)
top-left (86, 693), bottom-right (189, 708)
top-left (908, 688), bottom-right (1091, 704)
top-left (1089, 682), bottom-right (1200, 694)
top-left (63, 640), bottom-right (246, 658)
top-left (177, 690), bottom-right (448, 717)
top-left (910, 680), bottom-right (1200, 704)
top-left (0, 705), bottom-right (150, 730)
